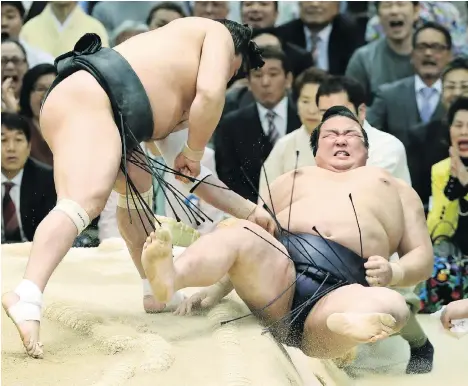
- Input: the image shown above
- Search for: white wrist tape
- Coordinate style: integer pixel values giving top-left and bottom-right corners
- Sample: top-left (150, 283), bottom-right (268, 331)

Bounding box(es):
top-left (117, 187), bottom-right (153, 211)
top-left (53, 199), bottom-right (90, 234)
top-left (389, 262), bottom-right (405, 286)
top-left (182, 142), bottom-right (204, 162)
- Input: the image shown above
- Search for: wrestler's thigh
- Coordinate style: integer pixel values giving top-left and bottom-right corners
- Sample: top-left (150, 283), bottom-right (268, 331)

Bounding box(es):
top-left (229, 222), bottom-right (296, 322)
top-left (114, 151), bottom-right (152, 194)
top-left (41, 95), bottom-right (122, 216)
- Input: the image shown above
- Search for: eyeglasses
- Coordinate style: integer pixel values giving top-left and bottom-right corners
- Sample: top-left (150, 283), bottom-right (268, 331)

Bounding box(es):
top-left (1, 57), bottom-right (26, 66)
top-left (414, 43), bottom-right (449, 53)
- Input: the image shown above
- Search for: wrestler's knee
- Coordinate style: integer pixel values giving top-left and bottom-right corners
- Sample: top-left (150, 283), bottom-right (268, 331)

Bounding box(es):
top-left (370, 287), bottom-right (410, 328)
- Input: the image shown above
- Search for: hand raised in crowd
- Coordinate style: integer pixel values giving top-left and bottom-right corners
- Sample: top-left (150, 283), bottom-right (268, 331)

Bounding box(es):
top-left (450, 146), bottom-right (468, 187)
top-left (174, 152), bottom-right (201, 184)
top-left (1, 77), bottom-right (19, 113)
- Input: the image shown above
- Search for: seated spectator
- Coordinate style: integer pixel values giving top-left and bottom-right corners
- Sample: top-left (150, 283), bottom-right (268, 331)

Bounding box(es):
top-left (346, 1), bottom-right (419, 105)
top-left (20, 1), bottom-right (109, 57)
top-left (241, 1), bottom-right (278, 29)
top-left (427, 97), bottom-right (468, 255)
top-left (366, 1), bottom-right (468, 57)
top-left (1, 38), bottom-right (29, 112)
top-left (276, 1), bottom-right (364, 75)
top-left (1, 112), bottom-right (56, 243)
top-left (215, 46), bottom-right (301, 203)
top-left (92, 1), bottom-right (166, 36)
top-left (19, 64), bottom-right (57, 166)
top-left (367, 22), bottom-right (452, 147)
top-left (192, 1), bottom-right (230, 20)
top-left (110, 20), bottom-right (148, 46)
top-left (147, 2), bottom-right (186, 30)
top-left (141, 141), bottom-right (224, 234)
top-left (408, 57), bottom-right (468, 211)
top-left (1, 1), bottom-right (54, 67)
top-left (223, 30), bottom-right (313, 116)
top-left (258, 67), bottom-right (329, 200)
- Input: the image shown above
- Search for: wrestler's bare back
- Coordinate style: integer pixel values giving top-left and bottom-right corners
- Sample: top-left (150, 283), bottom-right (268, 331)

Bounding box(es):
top-left (42, 18), bottom-right (234, 139)
top-left (269, 166), bottom-right (405, 259)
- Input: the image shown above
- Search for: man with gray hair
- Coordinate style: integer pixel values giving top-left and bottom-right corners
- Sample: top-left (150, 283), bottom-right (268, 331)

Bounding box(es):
top-left (111, 20), bottom-right (149, 46)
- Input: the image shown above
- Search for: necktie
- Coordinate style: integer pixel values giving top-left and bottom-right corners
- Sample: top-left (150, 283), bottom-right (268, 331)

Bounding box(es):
top-left (3, 182), bottom-right (22, 242)
top-left (310, 34), bottom-right (320, 66)
top-left (419, 87), bottom-right (436, 123)
top-left (266, 110), bottom-right (279, 145)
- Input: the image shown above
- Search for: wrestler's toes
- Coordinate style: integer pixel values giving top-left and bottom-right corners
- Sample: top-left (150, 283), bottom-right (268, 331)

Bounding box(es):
top-left (154, 227), bottom-right (172, 244)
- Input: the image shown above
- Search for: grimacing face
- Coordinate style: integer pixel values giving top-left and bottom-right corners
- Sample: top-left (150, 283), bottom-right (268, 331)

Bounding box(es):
top-left (314, 115), bottom-right (368, 172)
top-left (450, 110), bottom-right (468, 158)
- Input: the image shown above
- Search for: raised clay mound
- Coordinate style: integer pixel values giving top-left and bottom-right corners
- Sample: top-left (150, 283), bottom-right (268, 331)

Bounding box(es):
top-left (2, 242), bottom-right (467, 386)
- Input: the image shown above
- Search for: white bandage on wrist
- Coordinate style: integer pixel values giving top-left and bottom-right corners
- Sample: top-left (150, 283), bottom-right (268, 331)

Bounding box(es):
top-left (53, 199), bottom-right (90, 234)
top-left (117, 188), bottom-right (153, 211)
top-left (389, 262), bottom-right (405, 286)
top-left (182, 142), bottom-right (204, 162)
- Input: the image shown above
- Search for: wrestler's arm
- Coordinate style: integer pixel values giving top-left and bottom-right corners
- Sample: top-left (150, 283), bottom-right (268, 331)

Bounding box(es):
top-left (193, 175), bottom-right (257, 220)
top-left (394, 180), bottom-right (434, 286)
top-left (187, 26), bottom-right (235, 151)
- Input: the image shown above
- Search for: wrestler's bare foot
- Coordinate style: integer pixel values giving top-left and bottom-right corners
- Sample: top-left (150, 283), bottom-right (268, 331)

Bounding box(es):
top-left (2, 292), bottom-right (43, 358)
top-left (327, 312), bottom-right (397, 343)
top-left (143, 295), bottom-right (167, 313)
top-left (141, 228), bottom-right (175, 304)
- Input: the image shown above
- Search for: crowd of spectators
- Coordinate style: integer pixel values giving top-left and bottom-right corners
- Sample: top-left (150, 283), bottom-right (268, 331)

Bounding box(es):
top-left (1, 2), bottom-right (467, 304)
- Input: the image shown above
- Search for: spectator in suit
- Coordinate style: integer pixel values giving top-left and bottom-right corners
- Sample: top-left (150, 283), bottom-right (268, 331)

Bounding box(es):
top-left (276, 1), bottom-right (364, 75)
top-left (346, 1), bottom-right (419, 105)
top-left (408, 57), bottom-right (468, 211)
top-left (1, 39), bottom-right (29, 111)
top-left (192, 1), bottom-right (230, 20)
top-left (223, 29), bottom-right (313, 116)
top-left (427, 97), bottom-right (468, 255)
top-left (146, 2), bottom-right (186, 30)
top-left (215, 46), bottom-right (301, 203)
top-left (258, 67), bottom-right (329, 200)
top-left (19, 63), bottom-right (57, 167)
top-left (21, 1), bottom-right (109, 57)
top-left (241, 1), bottom-right (278, 29)
top-left (1, 113), bottom-right (56, 243)
top-left (1, 1), bottom-right (54, 68)
top-left (367, 22), bottom-right (452, 148)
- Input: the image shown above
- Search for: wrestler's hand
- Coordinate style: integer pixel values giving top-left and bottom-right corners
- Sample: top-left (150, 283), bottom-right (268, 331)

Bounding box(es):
top-left (174, 152), bottom-right (201, 184)
top-left (364, 255), bottom-right (392, 287)
top-left (441, 300), bottom-right (468, 330)
top-left (247, 204), bottom-right (277, 236)
top-left (173, 287), bottom-right (221, 316)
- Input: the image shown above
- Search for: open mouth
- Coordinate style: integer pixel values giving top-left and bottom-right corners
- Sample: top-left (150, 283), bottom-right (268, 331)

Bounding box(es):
top-left (458, 139), bottom-right (468, 151)
top-left (334, 151), bottom-right (350, 157)
top-left (422, 59), bottom-right (437, 66)
top-left (389, 20), bottom-right (404, 28)
top-left (248, 15), bottom-right (263, 22)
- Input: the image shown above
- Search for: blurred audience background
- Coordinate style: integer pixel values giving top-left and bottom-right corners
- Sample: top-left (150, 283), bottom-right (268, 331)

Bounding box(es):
top-left (2, 1), bottom-right (467, 310)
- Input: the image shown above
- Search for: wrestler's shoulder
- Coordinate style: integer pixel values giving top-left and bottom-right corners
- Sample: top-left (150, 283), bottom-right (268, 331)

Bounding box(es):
top-left (170, 17), bottom-right (232, 35)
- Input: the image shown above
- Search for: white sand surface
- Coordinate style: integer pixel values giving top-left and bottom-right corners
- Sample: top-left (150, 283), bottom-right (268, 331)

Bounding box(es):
top-left (2, 242), bottom-right (467, 386)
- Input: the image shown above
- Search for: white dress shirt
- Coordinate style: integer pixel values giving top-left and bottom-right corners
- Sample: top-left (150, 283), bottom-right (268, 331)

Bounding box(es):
top-left (304, 23), bottom-right (332, 71)
top-left (1, 170), bottom-right (27, 241)
top-left (414, 75), bottom-right (442, 119)
top-left (256, 96), bottom-right (288, 138)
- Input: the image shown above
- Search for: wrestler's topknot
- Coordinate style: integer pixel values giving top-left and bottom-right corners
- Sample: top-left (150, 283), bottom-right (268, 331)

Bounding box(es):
top-left (215, 19), bottom-right (264, 71)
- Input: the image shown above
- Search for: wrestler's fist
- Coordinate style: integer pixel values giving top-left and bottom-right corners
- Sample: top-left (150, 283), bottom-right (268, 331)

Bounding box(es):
top-left (174, 152), bottom-right (201, 184)
top-left (173, 288), bottom-right (221, 316)
top-left (364, 255), bottom-right (392, 287)
top-left (247, 205), bottom-right (277, 236)
top-left (441, 299), bottom-right (468, 330)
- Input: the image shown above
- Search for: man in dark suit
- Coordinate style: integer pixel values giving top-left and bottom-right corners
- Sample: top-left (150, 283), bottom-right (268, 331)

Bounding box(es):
top-left (215, 46), bottom-right (301, 203)
top-left (1, 112), bottom-right (56, 243)
top-left (367, 22), bottom-right (453, 148)
top-left (407, 57), bottom-right (468, 211)
top-left (275, 1), bottom-right (364, 75)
